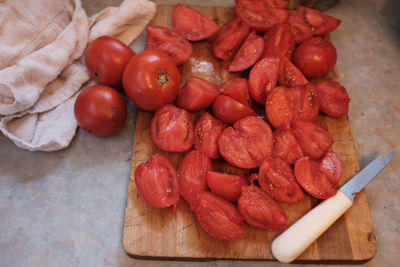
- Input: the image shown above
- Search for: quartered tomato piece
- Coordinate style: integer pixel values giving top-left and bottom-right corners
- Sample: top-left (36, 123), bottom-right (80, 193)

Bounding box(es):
top-left (315, 80), bottom-right (350, 117)
top-left (286, 83), bottom-right (319, 122)
top-left (219, 78), bottom-right (252, 106)
top-left (279, 57), bottom-right (308, 88)
top-left (206, 171), bottom-right (249, 202)
top-left (262, 23), bottom-right (295, 59)
top-left (145, 25), bottom-right (192, 65)
top-left (212, 95), bottom-right (256, 125)
top-left (229, 30), bottom-right (264, 72)
top-left (286, 12), bottom-right (313, 44)
top-left (294, 152), bottom-right (343, 199)
top-left (272, 127), bottom-right (304, 165)
top-left (298, 6), bottom-right (341, 36)
top-left (248, 56), bottom-right (280, 105)
top-left (238, 185), bottom-right (288, 231)
top-left (172, 3), bottom-right (219, 41)
top-left (178, 150), bottom-right (212, 206)
top-left (218, 116), bottom-right (274, 169)
top-left (135, 153), bottom-right (180, 211)
top-left (264, 0), bottom-right (288, 9)
top-left (292, 120), bottom-right (334, 159)
top-left (259, 157), bottom-right (304, 203)
top-left (193, 191), bottom-right (244, 241)
top-left (150, 104), bottom-right (194, 152)
top-left (265, 86), bottom-right (294, 129)
top-left (175, 77), bottom-right (219, 111)
top-left (212, 17), bottom-right (251, 60)
top-left (194, 112), bottom-right (226, 159)
top-left (235, 0), bottom-right (288, 33)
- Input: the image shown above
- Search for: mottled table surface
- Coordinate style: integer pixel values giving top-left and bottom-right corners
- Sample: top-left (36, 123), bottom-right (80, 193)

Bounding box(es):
top-left (1, 0), bottom-right (399, 266)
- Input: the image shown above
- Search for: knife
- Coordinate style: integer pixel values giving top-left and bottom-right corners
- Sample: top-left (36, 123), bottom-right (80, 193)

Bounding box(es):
top-left (271, 152), bottom-right (394, 263)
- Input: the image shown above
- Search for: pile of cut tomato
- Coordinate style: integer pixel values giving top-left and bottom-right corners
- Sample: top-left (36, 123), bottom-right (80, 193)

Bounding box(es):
top-left (76, 1), bottom-right (351, 242)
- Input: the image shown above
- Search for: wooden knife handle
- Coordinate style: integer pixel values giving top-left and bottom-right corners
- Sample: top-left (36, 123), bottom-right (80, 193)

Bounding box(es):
top-left (271, 190), bottom-right (353, 263)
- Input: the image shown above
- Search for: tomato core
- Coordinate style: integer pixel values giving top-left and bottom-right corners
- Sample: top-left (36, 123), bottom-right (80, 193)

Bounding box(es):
top-left (158, 70), bottom-right (170, 86)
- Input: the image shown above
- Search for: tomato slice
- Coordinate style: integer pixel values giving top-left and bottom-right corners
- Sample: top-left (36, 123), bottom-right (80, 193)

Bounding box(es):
top-left (238, 185), bottom-right (288, 231)
top-left (193, 191), bottom-right (244, 241)
top-left (248, 56), bottom-right (280, 105)
top-left (206, 171), bottom-right (249, 202)
top-left (298, 6), bottom-right (341, 36)
top-left (265, 86), bottom-right (294, 129)
top-left (278, 57), bottom-right (308, 88)
top-left (286, 12), bottom-right (313, 44)
top-left (145, 25), bottom-right (193, 65)
top-left (229, 30), bottom-right (264, 72)
top-left (218, 116), bottom-right (273, 169)
top-left (150, 104), bottom-right (194, 152)
top-left (212, 17), bottom-right (251, 60)
top-left (262, 23), bottom-right (295, 59)
top-left (258, 157), bottom-right (304, 203)
top-left (175, 77), bottom-right (219, 111)
top-left (292, 120), bottom-right (334, 159)
top-left (178, 150), bottom-right (212, 207)
top-left (235, 0), bottom-right (288, 33)
top-left (315, 80), bottom-right (350, 117)
top-left (286, 83), bottom-right (319, 122)
top-left (219, 78), bottom-right (252, 106)
top-left (212, 95), bottom-right (256, 124)
top-left (172, 3), bottom-right (219, 41)
top-left (194, 112), bottom-right (226, 159)
top-left (135, 153), bottom-right (180, 211)
top-left (272, 127), bottom-right (304, 165)
top-left (294, 152), bottom-right (342, 199)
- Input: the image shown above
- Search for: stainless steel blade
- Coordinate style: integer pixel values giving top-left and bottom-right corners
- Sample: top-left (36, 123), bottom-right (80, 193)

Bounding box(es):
top-left (340, 152), bottom-right (394, 201)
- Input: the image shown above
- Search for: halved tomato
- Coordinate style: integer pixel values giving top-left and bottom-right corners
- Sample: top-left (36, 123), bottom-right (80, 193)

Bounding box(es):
top-left (219, 78), bottom-right (252, 106)
top-left (175, 77), bottom-right (219, 111)
top-left (212, 95), bottom-right (256, 124)
top-left (262, 23), bottom-right (295, 59)
top-left (315, 80), bottom-right (350, 117)
top-left (229, 30), bottom-right (264, 72)
top-left (193, 191), bottom-right (244, 241)
top-left (278, 57), bottom-right (308, 88)
top-left (172, 3), bottom-right (219, 41)
top-left (238, 185), bottom-right (288, 231)
top-left (150, 104), bottom-right (194, 152)
top-left (272, 127), bottom-right (304, 165)
top-left (206, 171), bottom-right (249, 202)
top-left (135, 153), bottom-right (180, 211)
top-left (258, 156), bottom-right (304, 203)
top-left (298, 6), bottom-right (341, 36)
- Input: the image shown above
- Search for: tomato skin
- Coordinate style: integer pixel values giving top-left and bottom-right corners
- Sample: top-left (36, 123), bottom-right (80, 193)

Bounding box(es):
top-left (219, 78), bottom-right (252, 106)
top-left (123, 49), bottom-right (180, 111)
top-left (74, 85), bottom-right (127, 136)
top-left (294, 152), bottom-right (342, 199)
top-left (279, 57), bottom-right (308, 88)
top-left (292, 120), bottom-right (334, 160)
top-left (262, 23), bottom-right (295, 59)
top-left (272, 127), bottom-right (304, 165)
top-left (172, 3), bottom-right (219, 41)
top-left (212, 95), bottom-right (256, 125)
top-left (238, 185), bottom-right (288, 231)
top-left (212, 17), bottom-right (251, 60)
top-left (193, 191), bottom-right (244, 241)
top-left (175, 77), bottom-right (219, 111)
top-left (85, 36), bottom-right (135, 89)
top-left (150, 104), bottom-right (194, 152)
top-left (178, 150), bottom-right (212, 207)
top-left (258, 157), bottom-right (304, 203)
top-left (315, 80), bottom-right (350, 117)
top-left (194, 112), bottom-right (226, 159)
top-left (229, 30), bottom-right (264, 72)
top-left (293, 37), bottom-right (337, 78)
top-left (206, 171), bottom-right (249, 202)
top-left (135, 153), bottom-right (180, 210)
top-left (145, 25), bottom-right (193, 65)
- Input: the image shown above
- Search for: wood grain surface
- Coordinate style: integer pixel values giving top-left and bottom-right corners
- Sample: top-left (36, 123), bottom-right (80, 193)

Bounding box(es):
top-left (123, 4), bottom-right (377, 262)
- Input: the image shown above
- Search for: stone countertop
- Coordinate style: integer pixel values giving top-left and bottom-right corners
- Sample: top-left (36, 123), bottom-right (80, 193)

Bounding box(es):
top-left (1, 0), bottom-right (399, 266)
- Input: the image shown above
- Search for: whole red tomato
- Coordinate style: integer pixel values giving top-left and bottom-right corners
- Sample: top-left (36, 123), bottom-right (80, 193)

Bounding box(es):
top-left (85, 36), bottom-right (135, 89)
top-left (122, 49), bottom-right (181, 111)
top-left (293, 37), bottom-right (337, 78)
top-left (74, 85), bottom-right (127, 136)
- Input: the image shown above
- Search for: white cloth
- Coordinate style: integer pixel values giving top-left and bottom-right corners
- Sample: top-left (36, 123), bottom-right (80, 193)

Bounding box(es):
top-left (0, 0), bottom-right (156, 151)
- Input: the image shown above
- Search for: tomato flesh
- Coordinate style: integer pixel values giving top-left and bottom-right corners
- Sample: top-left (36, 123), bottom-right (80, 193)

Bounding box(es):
top-left (206, 171), bottom-right (249, 202)
top-left (262, 23), bottom-right (295, 59)
top-left (219, 78), bottom-right (252, 106)
top-left (212, 95), bottom-right (256, 125)
top-left (286, 12), bottom-right (313, 44)
top-left (229, 30), bottom-right (264, 72)
top-left (150, 104), bottom-right (194, 152)
top-left (265, 86), bottom-right (294, 129)
top-left (315, 80), bottom-right (350, 117)
top-left (298, 6), bottom-right (341, 36)
top-left (272, 127), bottom-right (304, 165)
top-left (286, 83), bottom-right (319, 122)
top-left (279, 57), bottom-right (308, 88)
top-left (135, 153), bottom-right (180, 211)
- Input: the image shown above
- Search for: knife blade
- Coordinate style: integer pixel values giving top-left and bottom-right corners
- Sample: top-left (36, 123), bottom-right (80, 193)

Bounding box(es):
top-left (271, 152), bottom-right (394, 263)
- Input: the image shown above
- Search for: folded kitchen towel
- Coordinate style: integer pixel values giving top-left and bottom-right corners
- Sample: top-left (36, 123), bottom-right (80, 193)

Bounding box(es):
top-left (0, 0), bottom-right (156, 151)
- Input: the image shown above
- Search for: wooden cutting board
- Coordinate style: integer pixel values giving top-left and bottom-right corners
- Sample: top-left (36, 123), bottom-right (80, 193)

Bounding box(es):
top-left (123, 4), bottom-right (376, 262)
